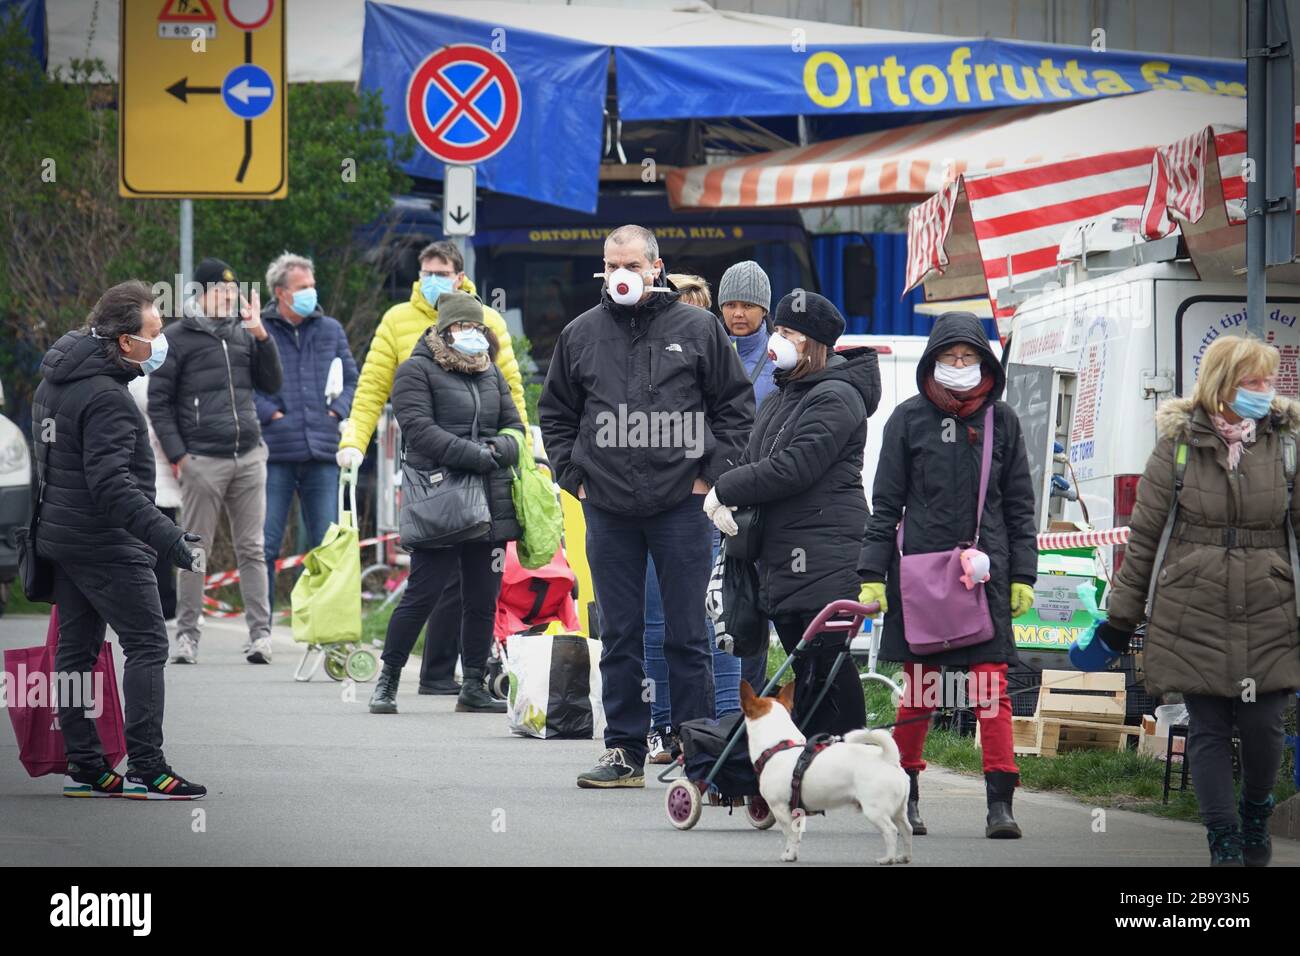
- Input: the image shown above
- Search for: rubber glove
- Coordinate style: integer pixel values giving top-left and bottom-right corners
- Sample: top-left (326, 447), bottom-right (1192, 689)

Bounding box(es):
top-left (336, 446), bottom-right (364, 469)
top-left (858, 581), bottom-right (887, 614)
top-left (1010, 582), bottom-right (1035, 618)
top-left (703, 487), bottom-right (738, 536)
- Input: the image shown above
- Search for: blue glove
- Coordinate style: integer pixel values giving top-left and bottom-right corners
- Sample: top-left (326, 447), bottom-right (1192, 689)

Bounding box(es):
top-left (1068, 581), bottom-right (1128, 671)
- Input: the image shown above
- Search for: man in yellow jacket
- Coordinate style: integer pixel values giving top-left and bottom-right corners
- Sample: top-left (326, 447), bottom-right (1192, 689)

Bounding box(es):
top-left (337, 240), bottom-right (528, 696)
top-left (337, 240), bottom-right (527, 464)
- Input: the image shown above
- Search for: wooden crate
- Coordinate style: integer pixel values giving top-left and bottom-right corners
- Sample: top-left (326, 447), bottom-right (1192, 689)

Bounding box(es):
top-left (1036, 669), bottom-right (1126, 724)
top-left (988, 715), bottom-right (1141, 757)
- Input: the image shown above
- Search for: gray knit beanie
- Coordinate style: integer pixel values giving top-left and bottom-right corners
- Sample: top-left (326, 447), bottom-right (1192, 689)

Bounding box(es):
top-left (718, 260), bottom-right (771, 313)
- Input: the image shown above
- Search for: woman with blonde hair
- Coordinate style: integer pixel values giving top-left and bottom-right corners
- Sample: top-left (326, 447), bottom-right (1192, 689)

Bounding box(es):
top-left (1082, 334), bottom-right (1300, 866)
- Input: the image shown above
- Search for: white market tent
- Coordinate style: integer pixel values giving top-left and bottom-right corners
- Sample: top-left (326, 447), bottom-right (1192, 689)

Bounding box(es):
top-left (44, 0), bottom-right (947, 83)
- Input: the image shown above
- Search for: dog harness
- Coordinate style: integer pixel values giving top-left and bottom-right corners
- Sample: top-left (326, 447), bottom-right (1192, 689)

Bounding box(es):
top-left (753, 734), bottom-right (839, 813)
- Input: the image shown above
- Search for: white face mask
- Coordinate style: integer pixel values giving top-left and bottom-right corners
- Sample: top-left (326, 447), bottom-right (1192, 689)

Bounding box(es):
top-left (768, 332), bottom-right (803, 371)
top-left (934, 360), bottom-right (983, 391)
top-left (607, 267), bottom-right (648, 306)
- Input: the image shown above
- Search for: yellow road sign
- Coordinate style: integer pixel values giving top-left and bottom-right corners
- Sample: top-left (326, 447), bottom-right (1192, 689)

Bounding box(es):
top-left (119, 0), bottom-right (287, 199)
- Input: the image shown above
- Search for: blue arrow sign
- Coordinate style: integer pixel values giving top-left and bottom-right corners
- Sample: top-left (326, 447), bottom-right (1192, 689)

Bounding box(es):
top-left (222, 64), bottom-right (275, 120)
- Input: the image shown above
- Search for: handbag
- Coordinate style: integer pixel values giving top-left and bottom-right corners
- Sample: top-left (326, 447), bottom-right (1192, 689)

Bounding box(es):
top-left (719, 552), bottom-right (768, 657)
top-left (16, 431), bottom-right (54, 603)
top-left (398, 378), bottom-right (492, 549)
top-left (725, 387), bottom-right (819, 562)
top-left (3, 607), bottom-right (128, 777)
top-left (896, 405), bottom-right (996, 656)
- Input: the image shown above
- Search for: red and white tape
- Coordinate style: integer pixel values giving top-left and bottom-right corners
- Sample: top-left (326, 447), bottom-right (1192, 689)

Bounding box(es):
top-left (1036, 527), bottom-right (1130, 551)
top-left (202, 532), bottom-right (399, 590)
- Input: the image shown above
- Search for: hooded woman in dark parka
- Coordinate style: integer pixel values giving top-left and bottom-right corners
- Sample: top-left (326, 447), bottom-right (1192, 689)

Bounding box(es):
top-left (858, 312), bottom-right (1038, 839)
top-left (712, 291), bottom-right (881, 736)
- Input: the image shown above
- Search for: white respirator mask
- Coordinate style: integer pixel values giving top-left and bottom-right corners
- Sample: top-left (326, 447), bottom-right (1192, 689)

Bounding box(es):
top-left (767, 332), bottom-right (803, 371)
top-left (599, 267), bottom-right (668, 306)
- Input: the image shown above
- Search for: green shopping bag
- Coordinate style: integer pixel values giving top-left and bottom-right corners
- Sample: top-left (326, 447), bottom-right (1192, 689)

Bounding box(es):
top-left (291, 470), bottom-right (361, 645)
top-left (498, 428), bottom-right (563, 570)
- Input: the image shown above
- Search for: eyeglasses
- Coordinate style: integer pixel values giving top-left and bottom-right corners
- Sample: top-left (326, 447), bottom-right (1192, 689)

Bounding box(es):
top-left (419, 269), bottom-right (456, 279)
top-left (936, 352), bottom-right (981, 367)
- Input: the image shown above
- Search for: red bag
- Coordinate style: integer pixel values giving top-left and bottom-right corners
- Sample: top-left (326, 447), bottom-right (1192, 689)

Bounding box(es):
top-left (494, 542), bottom-right (581, 639)
top-left (3, 607), bottom-right (127, 777)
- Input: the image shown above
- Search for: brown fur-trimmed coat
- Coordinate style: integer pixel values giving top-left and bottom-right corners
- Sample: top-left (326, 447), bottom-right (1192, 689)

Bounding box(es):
top-left (1107, 396), bottom-right (1300, 697)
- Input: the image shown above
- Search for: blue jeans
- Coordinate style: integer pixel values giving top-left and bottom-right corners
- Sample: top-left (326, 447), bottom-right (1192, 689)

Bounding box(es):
top-left (264, 460), bottom-right (339, 609)
top-left (584, 494), bottom-right (715, 766)
top-left (644, 531), bottom-right (742, 726)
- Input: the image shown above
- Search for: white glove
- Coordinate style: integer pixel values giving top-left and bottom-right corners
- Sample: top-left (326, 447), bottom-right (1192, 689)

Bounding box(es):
top-left (703, 487), bottom-right (739, 536)
top-left (336, 446), bottom-right (364, 469)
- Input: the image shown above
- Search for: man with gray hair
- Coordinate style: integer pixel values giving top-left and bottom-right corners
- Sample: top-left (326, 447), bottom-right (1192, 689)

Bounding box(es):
top-left (254, 252), bottom-right (358, 615)
top-left (540, 223), bottom-right (754, 788)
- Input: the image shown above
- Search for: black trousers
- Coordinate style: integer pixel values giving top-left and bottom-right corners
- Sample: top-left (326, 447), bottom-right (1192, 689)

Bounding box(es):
top-left (382, 542), bottom-right (501, 673)
top-left (52, 559), bottom-right (170, 772)
top-left (419, 568), bottom-right (463, 686)
top-left (773, 608), bottom-right (866, 737)
top-left (1184, 690), bottom-right (1292, 830)
top-left (152, 507), bottom-right (178, 620)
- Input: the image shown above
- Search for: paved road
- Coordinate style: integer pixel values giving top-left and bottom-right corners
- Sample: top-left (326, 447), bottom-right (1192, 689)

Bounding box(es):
top-left (2, 613), bottom-right (1297, 866)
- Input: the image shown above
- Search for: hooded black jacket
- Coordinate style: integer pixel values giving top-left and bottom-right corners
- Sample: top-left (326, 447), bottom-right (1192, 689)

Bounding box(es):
top-left (858, 313), bottom-right (1038, 667)
top-left (392, 329), bottom-right (523, 544)
top-left (31, 331), bottom-right (183, 566)
top-left (715, 347), bottom-right (881, 616)
top-left (539, 284), bottom-right (755, 516)
top-left (148, 310), bottom-right (283, 462)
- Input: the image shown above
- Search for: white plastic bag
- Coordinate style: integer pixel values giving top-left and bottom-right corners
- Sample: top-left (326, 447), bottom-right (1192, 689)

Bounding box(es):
top-left (505, 632), bottom-right (605, 739)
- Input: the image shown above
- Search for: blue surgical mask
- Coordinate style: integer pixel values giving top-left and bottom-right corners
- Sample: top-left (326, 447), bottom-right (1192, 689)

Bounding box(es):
top-left (289, 287), bottom-right (317, 317)
top-left (127, 332), bottom-right (169, 374)
top-left (1229, 386), bottom-right (1275, 420)
top-left (450, 328), bottom-right (489, 356)
top-left (421, 274), bottom-right (455, 304)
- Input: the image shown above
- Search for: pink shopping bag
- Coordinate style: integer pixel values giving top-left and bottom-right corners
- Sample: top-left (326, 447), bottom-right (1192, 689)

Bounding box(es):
top-left (4, 607), bottom-right (127, 777)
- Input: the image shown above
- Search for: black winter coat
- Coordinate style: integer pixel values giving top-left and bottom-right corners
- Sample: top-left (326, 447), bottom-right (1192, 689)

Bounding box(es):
top-left (539, 285), bottom-right (755, 516)
top-left (714, 348), bottom-right (881, 616)
top-left (149, 311), bottom-right (283, 462)
top-left (32, 331), bottom-right (182, 567)
top-left (858, 313), bottom-right (1038, 667)
top-left (391, 329), bottom-right (523, 544)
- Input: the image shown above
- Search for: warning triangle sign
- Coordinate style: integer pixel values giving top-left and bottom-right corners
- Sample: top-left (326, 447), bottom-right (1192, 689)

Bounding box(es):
top-left (159, 0), bottom-right (217, 22)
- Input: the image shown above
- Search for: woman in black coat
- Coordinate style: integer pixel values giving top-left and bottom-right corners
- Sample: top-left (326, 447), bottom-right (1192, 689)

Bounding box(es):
top-left (369, 293), bottom-right (522, 716)
top-left (711, 292), bottom-right (881, 736)
top-left (858, 311), bottom-right (1038, 839)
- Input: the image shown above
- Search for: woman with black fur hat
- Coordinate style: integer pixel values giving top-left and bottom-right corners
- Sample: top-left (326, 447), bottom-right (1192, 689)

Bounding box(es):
top-left (708, 290), bottom-right (881, 737)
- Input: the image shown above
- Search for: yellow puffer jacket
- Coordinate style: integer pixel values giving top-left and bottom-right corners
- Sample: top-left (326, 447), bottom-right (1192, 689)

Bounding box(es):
top-left (339, 277), bottom-right (528, 454)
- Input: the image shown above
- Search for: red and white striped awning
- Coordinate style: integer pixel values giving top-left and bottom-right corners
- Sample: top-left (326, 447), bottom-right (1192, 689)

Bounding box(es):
top-left (665, 90), bottom-right (1249, 212)
top-left (903, 91), bottom-right (1300, 336)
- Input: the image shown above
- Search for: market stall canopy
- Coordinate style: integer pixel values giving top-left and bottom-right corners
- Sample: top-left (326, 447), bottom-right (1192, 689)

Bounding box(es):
top-left (34, 0), bottom-right (1247, 212)
top-left (901, 90), bottom-right (1300, 338)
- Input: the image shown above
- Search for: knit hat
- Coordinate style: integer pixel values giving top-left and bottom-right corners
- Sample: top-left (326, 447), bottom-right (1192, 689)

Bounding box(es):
top-left (718, 260), bottom-right (771, 313)
top-left (434, 291), bottom-right (486, 332)
top-left (773, 290), bottom-right (844, 347)
top-left (194, 257), bottom-right (237, 286)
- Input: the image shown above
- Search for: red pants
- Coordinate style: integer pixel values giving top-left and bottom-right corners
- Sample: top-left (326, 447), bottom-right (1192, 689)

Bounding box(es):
top-left (892, 662), bottom-right (1018, 774)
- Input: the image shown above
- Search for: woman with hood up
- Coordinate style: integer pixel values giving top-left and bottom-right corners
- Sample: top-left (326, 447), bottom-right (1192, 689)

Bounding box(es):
top-left (858, 312), bottom-right (1038, 840)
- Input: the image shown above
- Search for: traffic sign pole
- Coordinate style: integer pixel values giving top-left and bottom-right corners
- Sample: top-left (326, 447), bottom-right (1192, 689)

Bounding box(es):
top-left (180, 199), bottom-right (194, 288)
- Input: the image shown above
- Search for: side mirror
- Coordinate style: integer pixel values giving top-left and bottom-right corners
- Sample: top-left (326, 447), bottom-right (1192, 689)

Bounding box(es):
top-left (842, 243), bottom-right (875, 318)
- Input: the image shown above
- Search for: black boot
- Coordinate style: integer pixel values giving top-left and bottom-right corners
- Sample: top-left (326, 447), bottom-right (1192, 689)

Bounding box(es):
top-left (1239, 795), bottom-right (1274, 867)
top-left (369, 664), bottom-right (401, 714)
top-left (1207, 824), bottom-right (1245, 866)
top-left (984, 770), bottom-right (1022, 839)
top-left (906, 769), bottom-right (927, 836)
top-left (418, 678), bottom-right (461, 696)
top-left (456, 667), bottom-right (507, 713)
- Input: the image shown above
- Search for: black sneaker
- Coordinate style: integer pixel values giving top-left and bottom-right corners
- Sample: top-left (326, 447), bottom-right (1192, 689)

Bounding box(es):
top-left (63, 765), bottom-right (124, 798)
top-left (123, 766), bottom-right (207, 801)
top-left (647, 727), bottom-right (674, 765)
top-left (576, 748), bottom-right (645, 789)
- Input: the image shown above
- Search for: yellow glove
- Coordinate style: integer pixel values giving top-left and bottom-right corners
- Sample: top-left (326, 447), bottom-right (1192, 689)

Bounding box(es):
top-left (858, 581), bottom-right (887, 614)
top-left (1010, 582), bottom-right (1035, 618)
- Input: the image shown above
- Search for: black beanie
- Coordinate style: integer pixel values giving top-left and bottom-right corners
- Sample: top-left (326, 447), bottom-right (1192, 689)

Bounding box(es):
top-left (194, 257), bottom-right (237, 285)
top-left (773, 290), bottom-right (844, 347)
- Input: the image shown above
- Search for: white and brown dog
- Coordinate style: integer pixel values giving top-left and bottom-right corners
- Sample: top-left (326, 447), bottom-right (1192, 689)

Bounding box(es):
top-left (740, 680), bottom-right (912, 864)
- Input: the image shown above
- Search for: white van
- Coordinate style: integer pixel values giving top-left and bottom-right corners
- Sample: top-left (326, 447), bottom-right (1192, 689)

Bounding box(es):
top-left (1003, 254), bottom-right (1300, 576)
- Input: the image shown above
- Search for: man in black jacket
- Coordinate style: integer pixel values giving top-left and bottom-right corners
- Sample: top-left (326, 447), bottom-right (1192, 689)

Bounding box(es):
top-left (149, 257), bottom-right (283, 665)
top-left (540, 224), bottom-right (754, 788)
top-left (33, 280), bottom-right (206, 799)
